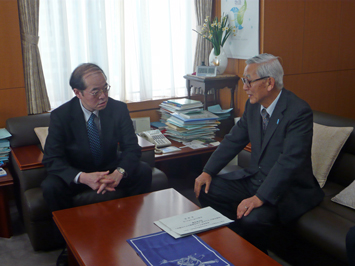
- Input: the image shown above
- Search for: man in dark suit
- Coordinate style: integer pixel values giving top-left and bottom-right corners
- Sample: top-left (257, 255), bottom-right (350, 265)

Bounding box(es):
top-left (41, 63), bottom-right (152, 212)
top-left (42, 63), bottom-right (152, 266)
top-left (194, 53), bottom-right (324, 253)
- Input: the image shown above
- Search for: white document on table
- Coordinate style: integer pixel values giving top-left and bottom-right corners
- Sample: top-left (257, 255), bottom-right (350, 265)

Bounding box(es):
top-left (154, 206), bottom-right (233, 239)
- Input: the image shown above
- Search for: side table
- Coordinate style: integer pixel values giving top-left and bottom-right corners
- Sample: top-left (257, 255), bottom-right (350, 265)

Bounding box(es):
top-left (0, 167), bottom-right (13, 238)
top-left (184, 74), bottom-right (240, 110)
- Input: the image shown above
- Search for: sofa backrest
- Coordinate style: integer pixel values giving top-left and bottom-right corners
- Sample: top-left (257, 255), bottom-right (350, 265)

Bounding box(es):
top-left (6, 113), bottom-right (51, 148)
top-left (313, 110), bottom-right (355, 187)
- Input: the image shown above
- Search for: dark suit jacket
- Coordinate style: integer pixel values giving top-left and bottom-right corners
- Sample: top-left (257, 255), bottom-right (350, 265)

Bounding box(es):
top-left (43, 97), bottom-right (141, 185)
top-left (203, 89), bottom-right (324, 223)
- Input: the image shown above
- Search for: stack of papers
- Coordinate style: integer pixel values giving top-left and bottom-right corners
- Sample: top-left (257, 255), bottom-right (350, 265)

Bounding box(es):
top-left (208, 104), bottom-right (233, 120)
top-left (158, 98), bottom-right (220, 142)
top-left (159, 98), bottom-right (204, 125)
top-left (154, 207), bottom-right (233, 239)
top-left (160, 98), bottom-right (203, 112)
top-left (0, 128), bottom-right (12, 163)
top-left (165, 111), bottom-right (220, 142)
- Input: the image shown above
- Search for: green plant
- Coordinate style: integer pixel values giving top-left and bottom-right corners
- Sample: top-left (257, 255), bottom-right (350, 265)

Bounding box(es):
top-left (193, 14), bottom-right (236, 56)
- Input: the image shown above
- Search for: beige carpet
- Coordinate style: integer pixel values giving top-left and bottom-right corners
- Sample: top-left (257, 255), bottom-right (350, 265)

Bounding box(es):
top-left (0, 201), bottom-right (61, 266)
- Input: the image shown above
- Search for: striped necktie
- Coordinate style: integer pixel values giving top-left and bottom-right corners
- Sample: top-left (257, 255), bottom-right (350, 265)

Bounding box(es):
top-left (87, 113), bottom-right (102, 164)
top-left (261, 108), bottom-right (270, 133)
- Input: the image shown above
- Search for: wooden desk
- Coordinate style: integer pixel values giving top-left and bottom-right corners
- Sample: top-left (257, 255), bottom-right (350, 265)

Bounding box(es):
top-left (0, 167), bottom-right (14, 238)
top-left (184, 74), bottom-right (240, 110)
top-left (53, 188), bottom-right (280, 266)
top-left (155, 137), bottom-right (222, 163)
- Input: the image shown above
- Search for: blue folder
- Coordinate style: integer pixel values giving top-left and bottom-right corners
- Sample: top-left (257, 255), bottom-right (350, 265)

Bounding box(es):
top-left (127, 231), bottom-right (233, 266)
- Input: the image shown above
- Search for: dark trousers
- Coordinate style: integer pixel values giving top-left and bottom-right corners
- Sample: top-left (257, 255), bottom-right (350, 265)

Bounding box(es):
top-left (347, 226), bottom-right (355, 266)
top-left (198, 175), bottom-right (278, 253)
top-left (41, 161), bottom-right (152, 212)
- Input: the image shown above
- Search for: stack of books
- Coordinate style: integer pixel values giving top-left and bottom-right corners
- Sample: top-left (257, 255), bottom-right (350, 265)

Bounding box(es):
top-left (0, 128), bottom-right (12, 164)
top-left (165, 110), bottom-right (220, 142)
top-left (158, 98), bottom-right (222, 142)
top-left (159, 98), bottom-right (203, 124)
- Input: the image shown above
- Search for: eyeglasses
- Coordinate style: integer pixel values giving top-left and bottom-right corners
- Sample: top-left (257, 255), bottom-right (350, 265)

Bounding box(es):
top-left (241, 76), bottom-right (270, 88)
top-left (89, 85), bottom-right (111, 97)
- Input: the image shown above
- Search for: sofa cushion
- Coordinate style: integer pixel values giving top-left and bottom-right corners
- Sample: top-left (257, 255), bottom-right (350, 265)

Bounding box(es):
top-left (34, 127), bottom-right (48, 150)
top-left (295, 206), bottom-right (353, 263)
top-left (331, 180), bottom-right (355, 210)
top-left (312, 123), bottom-right (353, 187)
top-left (321, 181), bottom-right (344, 197)
top-left (320, 194), bottom-right (355, 223)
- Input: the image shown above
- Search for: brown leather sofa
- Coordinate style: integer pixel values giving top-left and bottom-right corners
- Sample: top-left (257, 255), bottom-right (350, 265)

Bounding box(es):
top-left (6, 113), bottom-right (169, 251)
top-left (220, 110), bottom-right (355, 265)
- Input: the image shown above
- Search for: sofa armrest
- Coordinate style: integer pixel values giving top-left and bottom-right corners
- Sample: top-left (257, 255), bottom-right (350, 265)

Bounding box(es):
top-left (11, 145), bottom-right (44, 170)
top-left (11, 145), bottom-right (46, 192)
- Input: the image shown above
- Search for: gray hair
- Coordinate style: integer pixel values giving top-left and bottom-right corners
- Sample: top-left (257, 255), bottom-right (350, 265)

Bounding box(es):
top-left (246, 53), bottom-right (284, 90)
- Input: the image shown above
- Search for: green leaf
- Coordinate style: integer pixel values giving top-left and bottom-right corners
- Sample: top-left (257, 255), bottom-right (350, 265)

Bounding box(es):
top-left (237, 0), bottom-right (247, 25)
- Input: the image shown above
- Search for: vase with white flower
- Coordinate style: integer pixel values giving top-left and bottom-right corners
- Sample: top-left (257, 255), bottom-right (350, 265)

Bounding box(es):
top-left (194, 14), bottom-right (236, 74)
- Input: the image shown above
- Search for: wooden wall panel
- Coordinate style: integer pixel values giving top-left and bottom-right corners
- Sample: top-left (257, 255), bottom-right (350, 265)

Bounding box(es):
top-left (284, 72), bottom-right (336, 113)
top-left (0, 87), bottom-right (27, 127)
top-left (217, 0), bottom-right (355, 119)
top-left (303, 0), bottom-right (342, 72)
top-left (263, 0), bottom-right (305, 74)
top-left (335, 70), bottom-right (355, 119)
top-left (129, 110), bottom-right (161, 122)
top-left (338, 1), bottom-right (355, 70)
top-left (283, 70), bottom-right (355, 120)
top-left (0, 0), bottom-right (25, 89)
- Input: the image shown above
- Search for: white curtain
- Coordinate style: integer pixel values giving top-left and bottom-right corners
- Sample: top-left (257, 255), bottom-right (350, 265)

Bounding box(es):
top-left (39, 0), bottom-right (196, 109)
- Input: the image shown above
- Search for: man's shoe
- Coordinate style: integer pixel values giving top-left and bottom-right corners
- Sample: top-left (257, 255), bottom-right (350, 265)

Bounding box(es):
top-left (56, 247), bottom-right (68, 266)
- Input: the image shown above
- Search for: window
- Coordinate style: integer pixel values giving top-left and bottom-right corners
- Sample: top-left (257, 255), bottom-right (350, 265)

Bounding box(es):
top-left (39, 0), bottom-right (196, 109)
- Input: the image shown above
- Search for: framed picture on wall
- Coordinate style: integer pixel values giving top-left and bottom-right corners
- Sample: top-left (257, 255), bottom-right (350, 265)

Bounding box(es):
top-left (222, 0), bottom-right (260, 59)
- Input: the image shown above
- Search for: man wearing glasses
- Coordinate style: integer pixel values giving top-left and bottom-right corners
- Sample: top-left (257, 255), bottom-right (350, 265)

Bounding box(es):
top-left (194, 53), bottom-right (324, 253)
top-left (41, 63), bottom-right (152, 243)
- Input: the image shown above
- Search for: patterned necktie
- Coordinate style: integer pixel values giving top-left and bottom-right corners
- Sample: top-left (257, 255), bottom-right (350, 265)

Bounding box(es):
top-left (87, 113), bottom-right (102, 164)
top-left (261, 108), bottom-right (270, 133)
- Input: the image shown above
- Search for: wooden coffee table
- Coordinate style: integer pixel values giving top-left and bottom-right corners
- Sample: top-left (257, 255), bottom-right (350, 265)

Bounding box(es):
top-left (53, 188), bottom-right (280, 266)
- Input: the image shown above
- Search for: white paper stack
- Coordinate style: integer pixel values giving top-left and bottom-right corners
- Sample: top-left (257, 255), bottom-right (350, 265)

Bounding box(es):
top-left (154, 206), bottom-right (233, 239)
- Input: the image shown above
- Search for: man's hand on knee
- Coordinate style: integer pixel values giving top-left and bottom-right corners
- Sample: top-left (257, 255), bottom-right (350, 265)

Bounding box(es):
top-left (236, 195), bottom-right (264, 219)
top-left (194, 172), bottom-right (212, 198)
